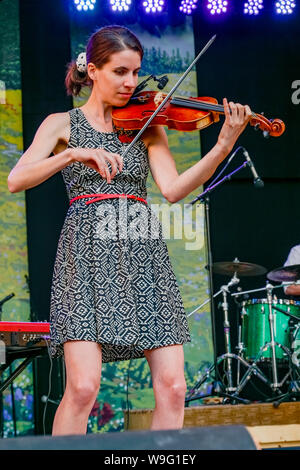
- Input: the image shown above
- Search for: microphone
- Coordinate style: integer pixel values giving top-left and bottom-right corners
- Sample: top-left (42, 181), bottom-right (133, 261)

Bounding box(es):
top-left (242, 148), bottom-right (264, 188)
top-left (156, 75), bottom-right (169, 90)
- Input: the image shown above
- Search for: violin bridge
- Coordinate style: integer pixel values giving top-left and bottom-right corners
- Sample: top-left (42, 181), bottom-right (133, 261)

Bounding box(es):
top-left (154, 92), bottom-right (165, 108)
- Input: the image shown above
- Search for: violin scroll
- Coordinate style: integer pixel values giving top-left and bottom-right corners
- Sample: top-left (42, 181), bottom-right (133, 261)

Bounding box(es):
top-left (250, 113), bottom-right (285, 138)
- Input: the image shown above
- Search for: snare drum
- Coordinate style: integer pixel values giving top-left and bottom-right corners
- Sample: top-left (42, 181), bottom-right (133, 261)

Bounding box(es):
top-left (241, 298), bottom-right (300, 362)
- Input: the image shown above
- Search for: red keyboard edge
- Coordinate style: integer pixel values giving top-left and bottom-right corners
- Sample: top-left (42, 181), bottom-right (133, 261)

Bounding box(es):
top-left (0, 321), bottom-right (50, 333)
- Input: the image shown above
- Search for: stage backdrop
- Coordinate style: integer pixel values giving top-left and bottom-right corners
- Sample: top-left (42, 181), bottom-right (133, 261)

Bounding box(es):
top-left (0, 0), bottom-right (34, 437)
top-left (69, 5), bottom-right (213, 433)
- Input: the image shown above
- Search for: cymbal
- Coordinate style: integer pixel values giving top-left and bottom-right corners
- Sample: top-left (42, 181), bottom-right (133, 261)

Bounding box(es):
top-left (210, 261), bottom-right (267, 277)
top-left (267, 264), bottom-right (300, 282)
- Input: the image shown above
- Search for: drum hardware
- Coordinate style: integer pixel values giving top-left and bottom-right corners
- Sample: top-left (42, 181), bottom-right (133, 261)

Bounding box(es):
top-left (231, 294), bottom-right (280, 398)
top-left (184, 354), bottom-right (252, 406)
top-left (218, 272), bottom-right (248, 393)
top-left (212, 259), bottom-right (267, 393)
top-left (230, 356), bottom-right (281, 399)
top-left (236, 314), bottom-right (247, 387)
top-left (266, 281), bottom-right (281, 390)
top-left (231, 283), bottom-right (284, 299)
top-left (186, 263), bottom-right (264, 405)
top-left (232, 283), bottom-right (287, 392)
top-left (238, 340), bottom-right (293, 390)
top-left (266, 315), bottom-right (300, 407)
top-left (232, 280), bottom-right (300, 400)
top-left (186, 258), bottom-right (300, 405)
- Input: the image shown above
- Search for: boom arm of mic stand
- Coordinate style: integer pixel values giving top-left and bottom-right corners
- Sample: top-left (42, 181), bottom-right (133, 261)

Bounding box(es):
top-left (189, 161), bottom-right (248, 206)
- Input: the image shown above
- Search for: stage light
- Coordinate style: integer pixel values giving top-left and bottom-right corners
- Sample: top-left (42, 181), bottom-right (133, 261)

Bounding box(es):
top-left (244, 0), bottom-right (264, 14)
top-left (74, 0), bottom-right (96, 11)
top-left (275, 0), bottom-right (296, 14)
top-left (179, 0), bottom-right (198, 15)
top-left (207, 0), bottom-right (228, 15)
top-left (110, 0), bottom-right (132, 11)
top-left (142, 0), bottom-right (165, 13)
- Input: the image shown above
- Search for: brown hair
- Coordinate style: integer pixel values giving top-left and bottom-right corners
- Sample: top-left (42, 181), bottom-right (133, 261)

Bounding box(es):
top-left (65, 25), bottom-right (144, 96)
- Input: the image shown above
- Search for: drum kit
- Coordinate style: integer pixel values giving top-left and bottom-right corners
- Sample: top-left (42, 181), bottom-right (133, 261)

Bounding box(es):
top-left (185, 258), bottom-right (300, 406)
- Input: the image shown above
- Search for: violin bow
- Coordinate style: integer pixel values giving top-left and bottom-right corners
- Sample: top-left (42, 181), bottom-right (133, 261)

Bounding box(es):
top-left (120, 34), bottom-right (217, 159)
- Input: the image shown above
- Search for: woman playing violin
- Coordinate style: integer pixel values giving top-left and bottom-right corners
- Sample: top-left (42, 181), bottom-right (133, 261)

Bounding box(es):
top-left (7, 25), bottom-right (251, 436)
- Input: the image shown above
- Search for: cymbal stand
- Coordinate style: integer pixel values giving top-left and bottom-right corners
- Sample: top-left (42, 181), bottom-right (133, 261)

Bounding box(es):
top-left (236, 303), bottom-right (246, 387)
top-left (266, 282), bottom-right (280, 390)
top-left (253, 282), bottom-right (294, 393)
top-left (220, 273), bottom-right (240, 392)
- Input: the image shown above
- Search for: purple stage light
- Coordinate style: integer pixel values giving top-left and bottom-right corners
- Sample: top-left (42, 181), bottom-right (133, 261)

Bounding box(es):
top-left (142, 0), bottom-right (165, 13)
top-left (110, 0), bottom-right (132, 12)
top-left (179, 0), bottom-right (198, 15)
top-left (74, 0), bottom-right (96, 11)
top-left (275, 0), bottom-right (296, 14)
top-left (244, 0), bottom-right (264, 14)
top-left (207, 0), bottom-right (228, 15)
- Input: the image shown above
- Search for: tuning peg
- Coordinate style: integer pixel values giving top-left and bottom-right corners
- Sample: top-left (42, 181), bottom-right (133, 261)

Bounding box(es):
top-left (263, 130), bottom-right (270, 138)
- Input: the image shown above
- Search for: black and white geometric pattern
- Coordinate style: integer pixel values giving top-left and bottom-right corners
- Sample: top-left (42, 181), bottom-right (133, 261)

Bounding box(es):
top-left (49, 108), bottom-right (191, 363)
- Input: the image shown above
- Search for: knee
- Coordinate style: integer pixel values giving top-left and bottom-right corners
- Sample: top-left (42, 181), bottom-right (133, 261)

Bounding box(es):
top-left (170, 380), bottom-right (187, 404)
top-left (66, 379), bottom-right (100, 409)
top-left (155, 376), bottom-right (187, 405)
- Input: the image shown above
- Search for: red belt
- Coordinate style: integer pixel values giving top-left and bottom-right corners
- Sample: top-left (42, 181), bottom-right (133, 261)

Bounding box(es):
top-left (69, 193), bottom-right (148, 206)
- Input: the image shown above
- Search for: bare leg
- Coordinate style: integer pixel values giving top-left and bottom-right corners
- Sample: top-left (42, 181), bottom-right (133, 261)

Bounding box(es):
top-left (52, 341), bottom-right (102, 436)
top-left (144, 344), bottom-right (186, 430)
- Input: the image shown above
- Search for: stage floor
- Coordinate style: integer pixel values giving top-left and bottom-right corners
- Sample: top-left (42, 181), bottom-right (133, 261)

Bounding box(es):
top-left (124, 401), bottom-right (300, 449)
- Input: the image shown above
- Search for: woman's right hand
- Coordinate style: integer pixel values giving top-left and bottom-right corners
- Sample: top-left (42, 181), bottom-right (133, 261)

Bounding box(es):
top-left (70, 147), bottom-right (123, 184)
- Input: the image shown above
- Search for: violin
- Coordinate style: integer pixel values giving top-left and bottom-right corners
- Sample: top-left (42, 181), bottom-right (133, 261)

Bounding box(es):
top-left (112, 91), bottom-right (285, 138)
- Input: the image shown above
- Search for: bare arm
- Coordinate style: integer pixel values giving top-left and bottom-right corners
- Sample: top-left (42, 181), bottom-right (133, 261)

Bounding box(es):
top-left (7, 113), bottom-right (72, 193)
top-left (285, 284), bottom-right (300, 296)
top-left (7, 112), bottom-right (123, 193)
top-left (146, 98), bottom-right (252, 203)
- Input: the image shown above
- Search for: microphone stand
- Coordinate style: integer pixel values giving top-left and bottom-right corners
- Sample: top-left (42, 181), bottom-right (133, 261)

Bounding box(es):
top-left (185, 160), bottom-right (253, 405)
top-left (190, 161), bottom-right (249, 205)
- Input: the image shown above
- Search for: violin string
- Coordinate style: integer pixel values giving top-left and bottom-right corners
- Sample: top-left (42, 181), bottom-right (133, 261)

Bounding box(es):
top-left (172, 96), bottom-right (257, 118)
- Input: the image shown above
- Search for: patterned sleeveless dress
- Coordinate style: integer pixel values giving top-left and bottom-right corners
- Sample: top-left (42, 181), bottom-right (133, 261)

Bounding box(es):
top-left (49, 107), bottom-right (191, 363)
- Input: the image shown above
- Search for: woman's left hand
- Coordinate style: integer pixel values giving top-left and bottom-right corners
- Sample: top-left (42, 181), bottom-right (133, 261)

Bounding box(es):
top-left (217, 98), bottom-right (252, 154)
